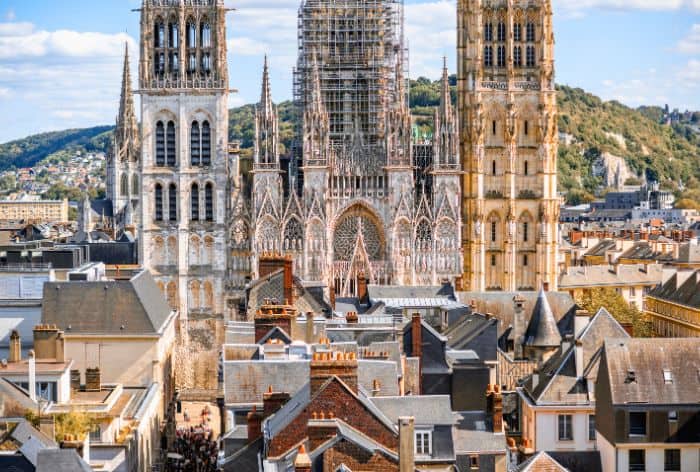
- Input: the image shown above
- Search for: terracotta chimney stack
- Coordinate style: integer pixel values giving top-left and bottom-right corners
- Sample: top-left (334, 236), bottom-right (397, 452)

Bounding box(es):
top-left (310, 351), bottom-right (358, 395)
top-left (9, 330), bottom-right (21, 363)
top-left (398, 417), bottom-right (415, 472)
top-left (294, 444), bottom-right (312, 472)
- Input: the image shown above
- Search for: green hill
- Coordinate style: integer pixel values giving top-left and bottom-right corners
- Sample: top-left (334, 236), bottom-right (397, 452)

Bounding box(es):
top-left (2, 81), bottom-right (699, 206)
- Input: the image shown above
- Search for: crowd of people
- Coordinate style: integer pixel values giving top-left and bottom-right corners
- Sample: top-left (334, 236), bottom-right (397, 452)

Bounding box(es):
top-left (167, 406), bottom-right (220, 471)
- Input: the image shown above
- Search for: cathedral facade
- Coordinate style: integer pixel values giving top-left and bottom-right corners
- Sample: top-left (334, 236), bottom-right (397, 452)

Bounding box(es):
top-left (458, 0), bottom-right (559, 292)
top-left (229, 0), bottom-right (463, 301)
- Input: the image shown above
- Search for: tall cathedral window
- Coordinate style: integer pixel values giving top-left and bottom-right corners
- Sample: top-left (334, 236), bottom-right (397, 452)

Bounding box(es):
top-left (191, 183), bottom-right (200, 221)
top-left (188, 53), bottom-right (197, 73)
top-left (523, 222), bottom-right (529, 242)
top-left (190, 121), bottom-right (211, 166)
top-left (484, 46), bottom-right (493, 67)
top-left (201, 22), bottom-right (212, 48)
top-left (484, 23), bottom-right (493, 42)
top-left (120, 174), bottom-right (128, 197)
top-left (497, 46), bottom-right (506, 68)
top-left (132, 174), bottom-right (139, 195)
top-left (202, 53), bottom-right (211, 73)
top-left (514, 23), bottom-right (522, 42)
top-left (191, 122), bottom-right (201, 165)
top-left (166, 121), bottom-right (176, 166)
top-left (526, 22), bottom-right (536, 42)
top-left (187, 21), bottom-right (197, 48)
top-left (156, 53), bottom-right (165, 76)
top-left (168, 183), bottom-right (177, 221)
top-left (168, 22), bottom-right (179, 48)
top-left (156, 121), bottom-right (165, 166)
top-left (491, 221), bottom-right (497, 243)
top-left (526, 46), bottom-right (536, 67)
top-left (170, 52), bottom-right (179, 74)
top-left (497, 22), bottom-right (506, 42)
top-left (201, 121), bottom-right (211, 165)
top-left (155, 184), bottom-right (163, 221)
top-left (514, 46), bottom-right (522, 68)
top-left (524, 160), bottom-right (529, 176)
top-left (155, 21), bottom-right (165, 48)
top-left (205, 183), bottom-right (214, 221)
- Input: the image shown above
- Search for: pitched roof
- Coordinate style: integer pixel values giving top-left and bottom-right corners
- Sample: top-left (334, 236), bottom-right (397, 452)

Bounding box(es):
top-left (647, 269), bottom-right (700, 308)
top-left (516, 451), bottom-right (569, 471)
top-left (600, 338), bottom-right (700, 405)
top-left (559, 264), bottom-right (663, 289)
top-left (524, 290), bottom-right (562, 348)
top-left (584, 239), bottom-right (617, 257)
top-left (41, 270), bottom-right (174, 335)
top-left (36, 449), bottom-right (92, 472)
top-left (676, 242), bottom-right (700, 263)
top-left (370, 395), bottom-right (455, 426)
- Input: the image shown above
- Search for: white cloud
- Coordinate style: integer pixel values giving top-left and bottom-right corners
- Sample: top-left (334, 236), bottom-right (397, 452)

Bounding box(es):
top-left (5, 10), bottom-right (15, 21)
top-left (678, 24), bottom-right (700, 54)
top-left (678, 59), bottom-right (700, 86)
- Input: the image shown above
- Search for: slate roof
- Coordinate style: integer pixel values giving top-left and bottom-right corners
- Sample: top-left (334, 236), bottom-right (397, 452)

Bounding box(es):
top-left (647, 269), bottom-right (700, 308)
top-left (524, 290), bottom-right (562, 348)
top-left (36, 449), bottom-right (92, 472)
top-left (547, 451), bottom-right (602, 472)
top-left (443, 313), bottom-right (498, 362)
top-left (452, 411), bottom-right (507, 454)
top-left (618, 242), bottom-right (673, 262)
top-left (584, 239), bottom-right (617, 257)
top-left (368, 284), bottom-right (454, 300)
top-left (601, 337), bottom-right (700, 405)
top-left (676, 242), bottom-right (700, 263)
top-left (521, 308), bottom-right (629, 405)
top-left (90, 199), bottom-right (114, 219)
top-left (0, 455), bottom-right (34, 472)
top-left (224, 360), bottom-right (310, 405)
top-left (247, 269), bottom-right (329, 317)
top-left (559, 264), bottom-right (663, 289)
top-left (42, 270), bottom-right (174, 335)
top-left (358, 360), bottom-right (400, 396)
top-left (222, 437), bottom-right (262, 471)
top-left (370, 395), bottom-right (455, 426)
top-left (455, 291), bottom-right (576, 339)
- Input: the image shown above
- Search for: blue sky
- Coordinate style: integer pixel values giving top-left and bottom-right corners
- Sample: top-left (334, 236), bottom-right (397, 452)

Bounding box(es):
top-left (0, 0), bottom-right (698, 143)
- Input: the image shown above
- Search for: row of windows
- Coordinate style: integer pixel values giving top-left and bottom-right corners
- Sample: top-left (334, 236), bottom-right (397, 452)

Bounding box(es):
top-left (484, 22), bottom-right (536, 42)
top-left (154, 183), bottom-right (214, 223)
top-left (556, 414), bottom-right (596, 442)
top-left (155, 120), bottom-right (212, 167)
top-left (155, 21), bottom-right (212, 49)
top-left (484, 45), bottom-right (536, 67)
top-left (120, 174), bottom-right (139, 197)
top-left (490, 221), bottom-right (532, 243)
top-left (155, 51), bottom-right (212, 75)
top-left (629, 449), bottom-right (681, 471)
top-left (490, 160), bottom-right (531, 176)
top-left (490, 253), bottom-right (532, 267)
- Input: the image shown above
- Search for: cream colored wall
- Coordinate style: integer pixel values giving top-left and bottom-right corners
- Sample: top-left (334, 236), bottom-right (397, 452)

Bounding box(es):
top-left (534, 409), bottom-right (595, 452)
top-left (614, 445), bottom-right (700, 472)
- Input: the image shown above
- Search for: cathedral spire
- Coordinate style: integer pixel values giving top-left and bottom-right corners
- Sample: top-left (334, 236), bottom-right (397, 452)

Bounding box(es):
top-left (439, 56), bottom-right (452, 117)
top-left (115, 43), bottom-right (139, 161)
top-left (260, 55), bottom-right (274, 118)
top-left (309, 55), bottom-right (325, 115)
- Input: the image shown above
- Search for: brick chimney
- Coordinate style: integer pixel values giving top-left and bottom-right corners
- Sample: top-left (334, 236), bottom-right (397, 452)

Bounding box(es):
top-left (70, 370), bottom-right (81, 391)
top-left (620, 322), bottom-right (634, 337)
top-left (310, 351), bottom-right (358, 395)
top-left (247, 406), bottom-right (263, 444)
top-left (308, 413), bottom-right (337, 450)
top-left (33, 324), bottom-right (65, 362)
top-left (294, 444), bottom-right (312, 472)
top-left (411, 313), bottom-right (422, 358)
top-left (9, 330), bottom-right (21, 363)
top-left (346, 311), bottom-right (358, 324)
top-left (486, 384), bottom-right (503, 433)
top-left (254, 303), bottom-right (295, 343)
top-left (398, 417), bottom-right (415, 472)
top-left (85, 367), bottom-right (101, 392)
top-left (258, 254), bottom-right (295, 305)
top-left (263, 386), bottom-right (291, 419)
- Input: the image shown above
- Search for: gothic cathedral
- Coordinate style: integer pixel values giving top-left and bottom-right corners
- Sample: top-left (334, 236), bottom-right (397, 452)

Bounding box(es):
top-left (458, 0), bottom-right (559, 292)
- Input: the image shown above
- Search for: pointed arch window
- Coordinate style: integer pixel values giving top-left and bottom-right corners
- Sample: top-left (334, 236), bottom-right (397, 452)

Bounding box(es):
top-left (205, 183), bottom-right (214, 221)
top-left (156, 121), bottom-right (165, 166)
top-left (155, 183), bottom-right (163, 221)
top-left (168, 22), bottom-right (179, 48)
top-left (484, 46), bottom-right (493, 67)
top-left (497, 22), bottom-right (506, 42)
top-left (156, 53), bottom-right (165, 76)
top-left (491, 221), bottom-right (497, 243)
top-left (168, 183), bottom-right (177, 221)
top-left (484, 22), bottom-right (493, 42)
top-left (526, 46), bottom-right (536, 67)
top-left (201, 121), bottom-right (211, 165)
top-left (526, 22), bottom-right (536, 42)
top-left (514, 46), bottom-right (522, 68)
top-left (155, 21), bottom-right (165, 48)
top-left (202, 53), bottom-right (211, 73)
top-left (120, 174), bottom-right (129, 197)
top-left (187, 21), bottom-right (197, 48)
top-left (190, 121), bottom-right (201, 165)
top-left (132, 174), bottom-right (139, 195)
top-left (191, 183), bottom-right (200, 221)
top-left (170, 52), bottom-right (179, 74)
top-left (514, 23), bottom-right (522, 42)
top-left (188, 53), bottom-right (197, 73)
top-left (166, 121), bottom-right (176, 166)
top-left (201, 22), bottom-right (212, 48)
top-left (497, 46), bottom-right (506, 68)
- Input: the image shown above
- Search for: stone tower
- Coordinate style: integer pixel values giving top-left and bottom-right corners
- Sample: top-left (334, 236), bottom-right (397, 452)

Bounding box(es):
top-left (107, 44), bottom-right (140, 232)
top-left (458, 0), bottom-right (558, 291)
top-left (137, 0), bottom-right (229, 322)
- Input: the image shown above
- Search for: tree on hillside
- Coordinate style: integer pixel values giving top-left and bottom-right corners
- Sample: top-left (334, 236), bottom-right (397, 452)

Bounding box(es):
top-left (575, 287), bottom-right (655, 337)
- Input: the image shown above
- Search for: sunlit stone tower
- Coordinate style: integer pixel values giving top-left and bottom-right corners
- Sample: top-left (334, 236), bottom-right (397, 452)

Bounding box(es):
top-left (458, 0), bottom-right (559, 291)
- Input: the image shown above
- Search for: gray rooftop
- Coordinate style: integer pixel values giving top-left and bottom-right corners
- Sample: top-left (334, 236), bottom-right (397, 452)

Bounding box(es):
top-left (370, 395), bottom-right (455, 426)
top-left (42, 270), bottom-right (174, 335)
top-left (523, 289), bottom-right (562, 348)
top-left (36, 449), bottom-right (92, 472)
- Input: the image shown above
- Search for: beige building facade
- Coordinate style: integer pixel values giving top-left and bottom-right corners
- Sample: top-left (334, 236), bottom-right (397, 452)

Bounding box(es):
top-left (458, 0), bottom-right (559, 291)
top-left (0, 199), bottom-right (69, 222)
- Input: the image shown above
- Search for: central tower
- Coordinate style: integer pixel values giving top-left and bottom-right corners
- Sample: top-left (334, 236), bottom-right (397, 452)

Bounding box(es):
top-left (138, 0), bottom-right (229, 331)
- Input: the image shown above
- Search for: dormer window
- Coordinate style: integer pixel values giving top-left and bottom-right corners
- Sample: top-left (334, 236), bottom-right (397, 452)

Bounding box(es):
top-left (415, 430), bottom-right (432, 456)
